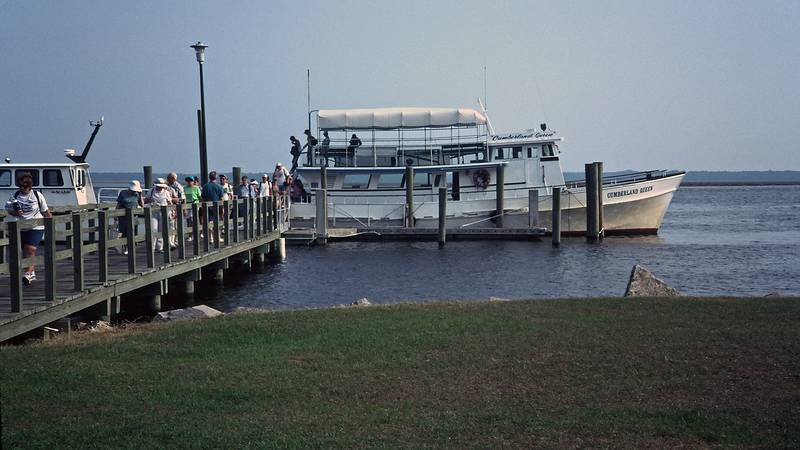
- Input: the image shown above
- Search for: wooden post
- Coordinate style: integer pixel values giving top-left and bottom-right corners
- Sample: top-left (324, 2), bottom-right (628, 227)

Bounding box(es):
top-left (262, 197), bottom-right (269, 234)
top-left (43, 217), bottom-right (57, 301)
top-left (552, 187), bottom-right (562, 246)
top-left (191, 202), bottom-right (200, 255)
top-left (7, 221), bottom-right (22, 312)
top-left (143, 165), bottom-right (153, 191)
top-left (223, 200), bottom-right (231, 246)
top-left (595, 161), bottom-right (604, 238)
top-left (438, 187), bottom-right (447, 246)
top-left (125, 208), bottom-right (136, 273)
top-left (98, 210), bottom-right (108, 283)
top-left (202, 203), bottom-right (210, 253)
top-left (528, 190), bottom-right (539, 228)
top-left (176, 203), bottom-right (186, 259)
top-left (213, 201), bottom-right (221, 249)
top-left (316, 189), bottom-right (328, 245)
top-left (232, 198), bottom-right (240, 243)
top-left (232, 167), bottom-right (242, 186)
top-left (271, 196), bottom-right (278, 231)
top-left (144, 207), bottom-right (155, 268)
top-left (255, 196), bottom-right (262, 237)
top-left (266, 197), bottom-right (273, 232)
top-left (495, 164), bottom-right (505, 228)
top-left (585, 163), bottom-right (599, 242)
top-left (320, 165), bottom-right (328, 191)
top-left (72, 212), bottom-right (84, 291)
top-left (249, 197), bottom-right (256, 239)
top-left (405, 165), bottom-right (414, 228)
top-left (160, 205), bottom-right (171, 264)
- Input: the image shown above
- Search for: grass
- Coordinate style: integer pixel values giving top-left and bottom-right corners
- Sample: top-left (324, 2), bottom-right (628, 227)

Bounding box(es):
top-left (2, 297), bottom-right (800, 449)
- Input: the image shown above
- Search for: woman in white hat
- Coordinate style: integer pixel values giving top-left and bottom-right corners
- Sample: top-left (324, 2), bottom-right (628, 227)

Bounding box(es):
top-left (146, 178), bottom-right (173, 252)
top-left (115, 180), bottom-right (144, 254)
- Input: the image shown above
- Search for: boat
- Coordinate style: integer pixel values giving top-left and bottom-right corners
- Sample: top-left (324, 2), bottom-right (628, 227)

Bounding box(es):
top-left (1, 119), bottom-right (103, 208)
top-left (289, 106), bottom-right (685, 234)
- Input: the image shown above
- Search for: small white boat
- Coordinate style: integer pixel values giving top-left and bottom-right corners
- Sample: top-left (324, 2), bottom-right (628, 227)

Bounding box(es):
top-left (289, 106), bottom-right (685, 235)
top-left (1, 120), bottom-right (103, 208)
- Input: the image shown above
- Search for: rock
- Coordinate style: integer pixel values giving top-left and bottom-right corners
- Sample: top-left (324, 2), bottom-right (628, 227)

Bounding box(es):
top-left (764, 292), bottom-right (783, 298)
top-left (488, 296), bottom-right (510, 302)
top-left (87, 320), bottom-right (113, 333)
top-left (153, 305), bottom-right (224, 322)
top-left (351, 298), bottom-right (372, 307)
top-left (624, 265), bottom-right (681, 297)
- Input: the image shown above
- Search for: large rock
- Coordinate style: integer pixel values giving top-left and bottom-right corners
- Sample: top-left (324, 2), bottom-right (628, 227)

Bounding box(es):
top-left (624, 265), bottom-right (681, 297)
top-left (351, 298), bottom-right (372, 307)
top-left (153, 305), bottom-right (224, 322)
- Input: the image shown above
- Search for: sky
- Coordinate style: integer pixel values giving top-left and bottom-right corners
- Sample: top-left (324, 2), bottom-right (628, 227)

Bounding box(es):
top-left (1, 0), bottom-right (798, 173)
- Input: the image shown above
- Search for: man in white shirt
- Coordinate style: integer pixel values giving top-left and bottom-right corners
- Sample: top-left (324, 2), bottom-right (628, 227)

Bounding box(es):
top-left (4, 172), bottom-right (52, 284)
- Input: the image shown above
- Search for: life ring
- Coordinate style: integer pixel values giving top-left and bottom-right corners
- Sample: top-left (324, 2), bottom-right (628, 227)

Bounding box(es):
top-left (472, 169), bottom-right (490, 190)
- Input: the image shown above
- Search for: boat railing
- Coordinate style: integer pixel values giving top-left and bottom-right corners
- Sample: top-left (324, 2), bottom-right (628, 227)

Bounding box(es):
top-left (565, 169), bottom-right (672, 189)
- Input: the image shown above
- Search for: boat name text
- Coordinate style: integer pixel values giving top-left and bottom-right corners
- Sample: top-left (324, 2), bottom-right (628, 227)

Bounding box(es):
top-left (491, 130), bottom-right (557, 141)
top-left (607, 185), bottom-right (652, 199)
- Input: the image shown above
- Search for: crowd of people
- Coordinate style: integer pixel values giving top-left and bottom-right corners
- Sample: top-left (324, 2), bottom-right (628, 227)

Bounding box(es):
top-left (4, 158), bottom-right (316, 286)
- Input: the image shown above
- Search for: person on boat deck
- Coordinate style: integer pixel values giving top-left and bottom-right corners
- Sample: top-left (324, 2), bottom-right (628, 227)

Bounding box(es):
top-left (289, 136), bottom-right (302, 173)
top-left (302, 129), bottom-right (318, 167)
top-left (320, 131), bottom-right (330, 166)
top-left (348, 133), bottom-right (362, 164)
top-left (259, 174), bottom-right (272, 198)
top-left (201, 171), bottom-right (225, 242)
top-left (115, 180), bottom-right (144, 255)
top-left (4, 172), bottom-right (52, 285)
top-left (146, 178), bottom-right (173, 253)
top-left (183, 176), bottom-right (201, 233)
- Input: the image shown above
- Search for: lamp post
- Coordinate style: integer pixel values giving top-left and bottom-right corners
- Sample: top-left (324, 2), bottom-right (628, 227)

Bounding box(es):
top-left (190, 41), bottom-right (209, 186)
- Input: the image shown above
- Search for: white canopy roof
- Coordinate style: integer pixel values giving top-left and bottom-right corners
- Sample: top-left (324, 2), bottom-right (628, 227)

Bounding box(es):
top-left (317, 107), bottom-right (487, 130)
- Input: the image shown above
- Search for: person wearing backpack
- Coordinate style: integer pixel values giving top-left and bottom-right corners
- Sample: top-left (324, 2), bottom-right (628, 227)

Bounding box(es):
top-left (303, 129), bottom-right (318, 167)
top-left (4, 172), bottom-right (52, 284)
top-left (289, 136), bottom-right (302, 173)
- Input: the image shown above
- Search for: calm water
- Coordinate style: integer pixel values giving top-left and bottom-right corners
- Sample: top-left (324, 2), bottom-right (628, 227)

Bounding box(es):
top-left (195, 186), bottom-right (800, 311)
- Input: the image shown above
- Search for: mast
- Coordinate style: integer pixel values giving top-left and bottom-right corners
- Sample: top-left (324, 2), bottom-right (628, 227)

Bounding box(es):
top-left (66, 118), bottom-right (103, 163)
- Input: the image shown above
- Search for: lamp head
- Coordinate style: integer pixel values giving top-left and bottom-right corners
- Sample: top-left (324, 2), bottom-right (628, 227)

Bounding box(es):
top-left (190, 41), bottom-right (208, 63)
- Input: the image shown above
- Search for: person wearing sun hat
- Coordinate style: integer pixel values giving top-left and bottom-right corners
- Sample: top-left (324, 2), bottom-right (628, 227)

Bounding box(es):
top-left (115, 180), bottom-right (144, 254)
top-left (145, 178), bottom-right (173, 252)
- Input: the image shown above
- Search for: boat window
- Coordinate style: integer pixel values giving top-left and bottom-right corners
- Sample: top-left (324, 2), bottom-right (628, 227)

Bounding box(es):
top-left (413, 172), bottom-right (432, 187)
top-left (15, 169), bottom-right (39, 186)
top-left (342, 173), bottom-right (371, 189)
top-left (512, 147), bottom-right (522, 159)
top-left (377, 173), bottom-right (403, 188)
top-left (0, 170), bottom-right (10, 187)
top-left (43, 169), bottom-right (64, 186)
top-left (496, 148), bottom-right (505, 159)
top-left (542, 145), bottom-right (554, 157)
top-left (527, 147), bottom-right (533, 158)
top-left (76, 169), bottom-right (86, 187)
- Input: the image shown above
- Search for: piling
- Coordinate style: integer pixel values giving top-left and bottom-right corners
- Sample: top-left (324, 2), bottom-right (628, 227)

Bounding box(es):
top-left (495, 165), bottom-right (505, 228)
top-left (528, 189), bottom-right (539, 228)
top-left (405, 165), bottom-right (414, 228)
top-left (320, 165), bottom-right (328, 190)
top-left (438, 187), bottom-right (447, 246)
top-left (232, 166), bottom-right (241, 185)
top-left (316, 189), bottom-right (328, 245)
top-left (552, 187), bottom-right (562, 246)
top-left (585, 163), bottom-right (600, 242)
top-left (595, 161), bottom-right (604, 238)
top-left (143, 166), bottom-right (153, 190)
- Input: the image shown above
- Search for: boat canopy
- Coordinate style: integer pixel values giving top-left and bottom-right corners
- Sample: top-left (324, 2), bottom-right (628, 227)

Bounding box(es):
top-left (317, 107), bottom-right (487, 131)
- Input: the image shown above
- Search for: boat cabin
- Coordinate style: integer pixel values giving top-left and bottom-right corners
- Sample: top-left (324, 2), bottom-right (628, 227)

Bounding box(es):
top-left (1, 163), bottom-right (96, 206)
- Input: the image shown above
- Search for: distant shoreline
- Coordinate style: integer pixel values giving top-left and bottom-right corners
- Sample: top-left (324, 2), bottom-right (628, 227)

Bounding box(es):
top-left (681, 181), bottom-right (800, 187)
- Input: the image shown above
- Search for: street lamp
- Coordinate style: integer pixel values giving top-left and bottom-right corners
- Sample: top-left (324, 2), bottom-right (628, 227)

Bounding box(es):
top-left (190, 41), bottom-right (209, 185)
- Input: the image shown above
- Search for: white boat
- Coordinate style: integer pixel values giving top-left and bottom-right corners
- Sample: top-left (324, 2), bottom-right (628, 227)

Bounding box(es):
top-left (289, 106), bottom-right (685, 235)
top-left (1, 120), bottom-right (103, 208)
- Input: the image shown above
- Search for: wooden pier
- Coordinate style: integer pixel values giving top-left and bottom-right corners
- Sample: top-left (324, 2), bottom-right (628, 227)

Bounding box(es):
top-left (0, 196), bottom-right (290, 342)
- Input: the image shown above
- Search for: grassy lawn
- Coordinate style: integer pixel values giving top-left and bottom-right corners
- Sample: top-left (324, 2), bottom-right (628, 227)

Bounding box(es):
top-left (2, 297), bottom-right (800, 449)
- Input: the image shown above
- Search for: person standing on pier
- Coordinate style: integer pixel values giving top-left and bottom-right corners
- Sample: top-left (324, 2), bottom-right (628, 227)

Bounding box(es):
top-left (4, 172), bottom-right (52, 285)
top-left (146, 178), bottom-right (173, 253)
top-left (219, 174), bottom-right (233, 201)
top-left (115, 180), bottom-right (144, 255)
top-left (302, 129), bottom-right (318, 167)
top-left (237, 176), bottom-right (256, 219)
top-left (289, 136), bottom-right (302, 173)
top-left (166, 172), bottom-right (184, 249)
top-left (183, 176), bottom-right (201, 237)
top-left (259, 174), bottom-right (271, 198)
top-left (201, 171), bottom-right (225, 243)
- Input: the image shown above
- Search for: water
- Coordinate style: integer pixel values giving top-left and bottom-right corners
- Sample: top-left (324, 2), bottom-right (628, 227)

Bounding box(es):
top-left (194, 186), bottom-right (800, 311)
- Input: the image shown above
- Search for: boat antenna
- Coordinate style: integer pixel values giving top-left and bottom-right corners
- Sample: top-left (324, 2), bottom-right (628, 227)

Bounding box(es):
top-left (477, 98), bottom-right (496, 137)
top-left (66, 117), bottom-right (103, 163)
top-left (483, 65), bottom-right (487, 111)
top-left (307, 69), bottom-right (311, 133)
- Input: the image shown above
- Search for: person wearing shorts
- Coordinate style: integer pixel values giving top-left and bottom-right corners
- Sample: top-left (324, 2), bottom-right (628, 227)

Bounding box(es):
top-left (4, 172), bottom-right (52, 284)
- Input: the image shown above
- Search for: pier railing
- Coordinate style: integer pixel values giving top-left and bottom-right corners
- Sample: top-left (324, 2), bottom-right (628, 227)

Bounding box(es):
top-left (0, 195), bottom-right (289, 314)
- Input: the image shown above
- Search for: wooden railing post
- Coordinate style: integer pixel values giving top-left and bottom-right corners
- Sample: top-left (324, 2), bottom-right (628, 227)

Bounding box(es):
top-left (98, 210), bottom-right (108, 283)
top-left (267, 197), bottom-right (274, 232)
top-left (231, 198), bottom-right (240, 243)
top-left (72, 212), bottom-right (84, 291)
top-left (44, 217), bottom-right (57, 301)
top-left (212, 201), bottom-right (221, 249)
top-left (262, 197), bottom-right (269, 234)
top-left (202, 203), bottom-right (210, 253)
top-left (256, 196), bottom-right (263, 237)
top-left (272, 196), bottom-right (278, 231)
top-left (125, 208), bottom-right (136, 274)
top-left (223, 200), bottom-right (231, 247)
top-left (7, 221), bottom-right (23, 312)
top-left (176, 203), bottom-right (186, 259)
top-left (191, 202), bottom-right (200, 256)
top-left (160, 205), bottom-right (171, 264)
top-left (144, 207), bottom-right (155, 268)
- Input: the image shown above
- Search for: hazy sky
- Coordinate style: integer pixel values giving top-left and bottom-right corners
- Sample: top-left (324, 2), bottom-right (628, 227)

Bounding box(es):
top-left (1, 0), bottom-right (798, 172)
